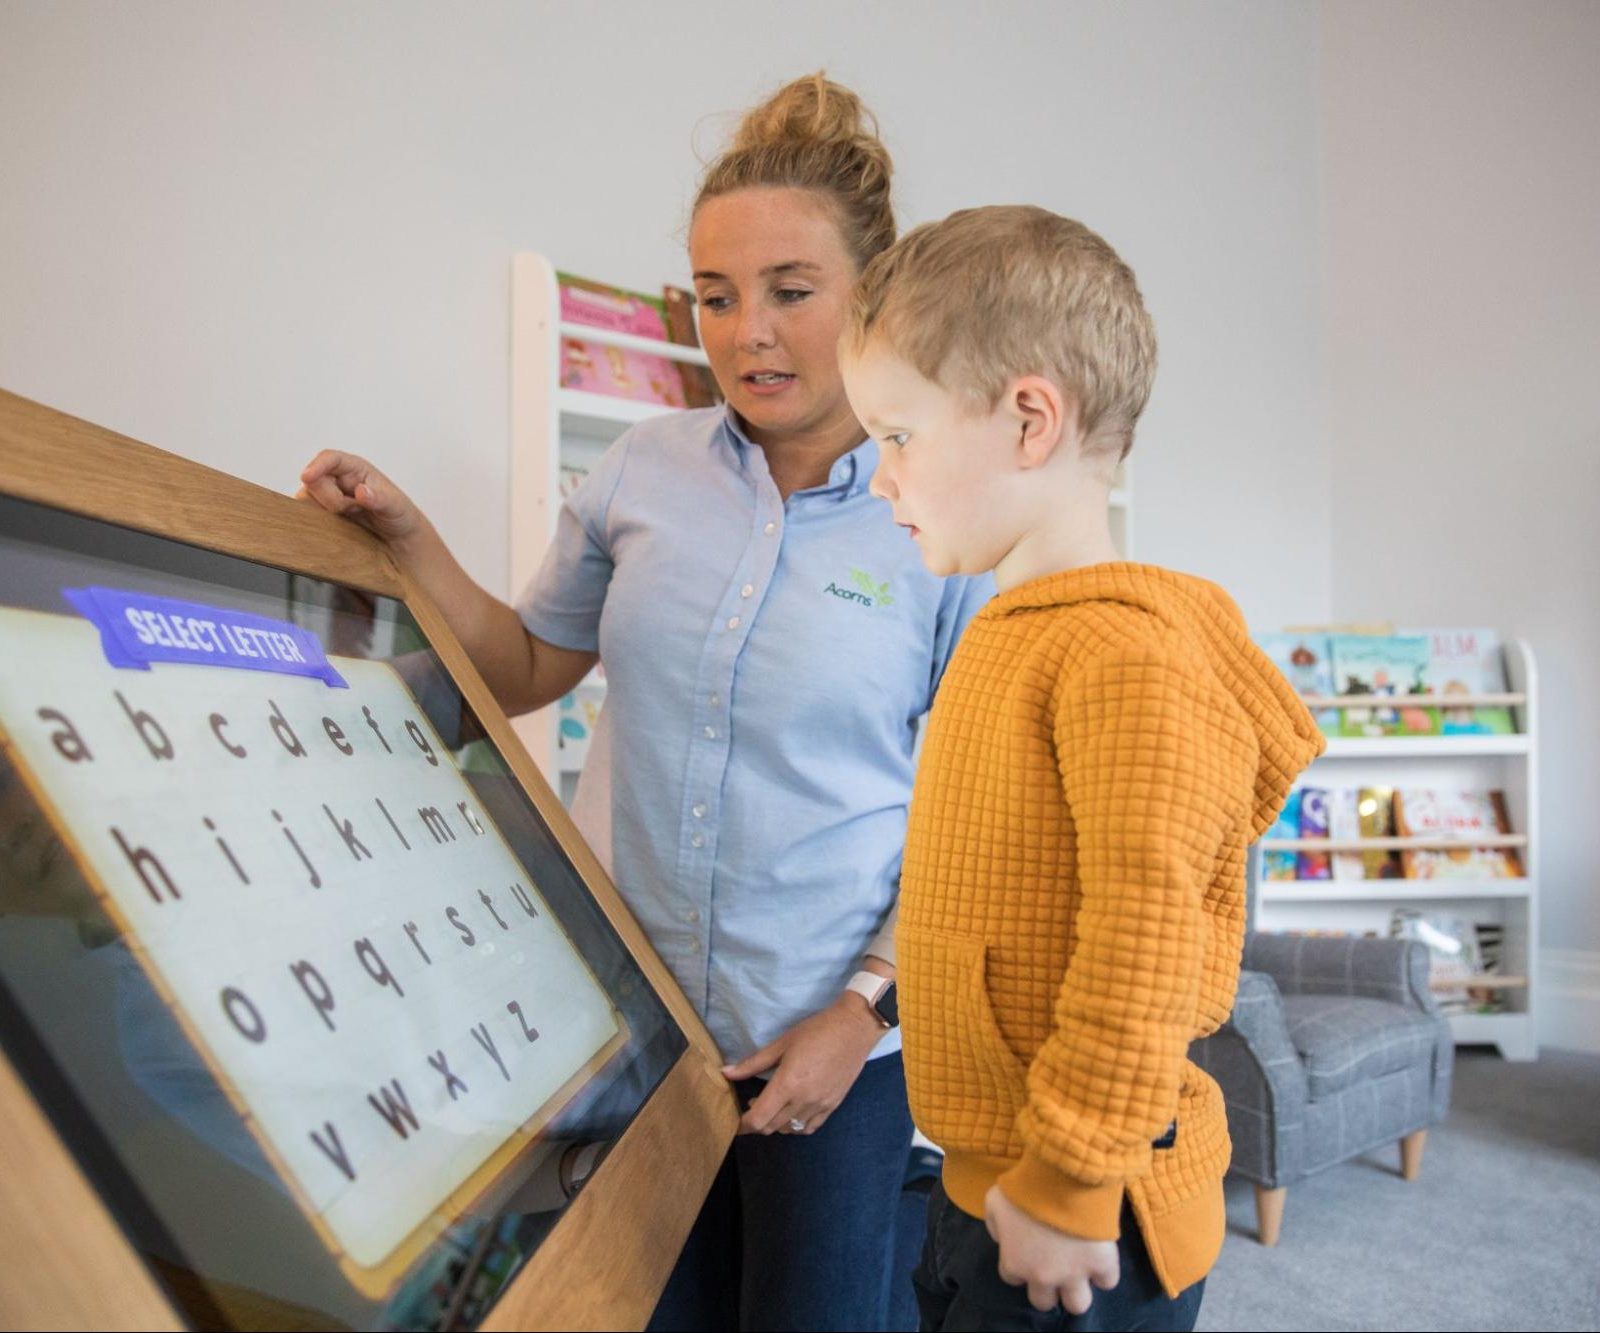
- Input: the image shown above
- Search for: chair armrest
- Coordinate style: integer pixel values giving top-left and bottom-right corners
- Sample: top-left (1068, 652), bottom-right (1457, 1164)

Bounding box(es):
top-left (1220, 971), bottom-right (1309, 1098)
top-left (1189, 970), bottom-right (1308, 1187)
top-left (1244, 932), bottom-right (1437, 1012)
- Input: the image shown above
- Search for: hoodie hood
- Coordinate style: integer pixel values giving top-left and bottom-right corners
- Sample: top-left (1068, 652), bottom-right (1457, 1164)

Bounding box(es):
top-left (982, 562), bottom-right (1325, 838)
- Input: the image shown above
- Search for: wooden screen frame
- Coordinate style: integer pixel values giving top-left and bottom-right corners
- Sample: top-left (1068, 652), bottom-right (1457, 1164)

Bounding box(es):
top-left (0, 387), bottom-right (739, 1332)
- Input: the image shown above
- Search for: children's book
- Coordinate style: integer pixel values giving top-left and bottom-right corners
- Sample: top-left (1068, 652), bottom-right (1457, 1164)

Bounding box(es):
top-left (1256, 633), bottom-right (1339, 736)
top-left (1390, 909), bottom-right (1485, 1012)
top-left (662, 284), bottom-right (723, 409)
top-left (1263, 790), bottom-right (1302, 881)
top-left (1328, 635), bottom-right (1440, 736)
top-left (1297, 787), bottom-right (1332, 880)
top-left (1357, 786), bottom-right (1403, 879)
top-left (1393, 789), bottom-right (1523, 878)
top-left (1328, 788), bottom-right (1365, 881)
top-left (558, 273), bottom-right (688, 409)
top-left (1397, 626), bottom-right (1516, 735)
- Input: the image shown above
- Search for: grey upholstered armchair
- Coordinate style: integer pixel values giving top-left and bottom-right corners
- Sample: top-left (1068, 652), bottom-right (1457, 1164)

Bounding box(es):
top-left (1189, 849), bottom-right (1454, 1245)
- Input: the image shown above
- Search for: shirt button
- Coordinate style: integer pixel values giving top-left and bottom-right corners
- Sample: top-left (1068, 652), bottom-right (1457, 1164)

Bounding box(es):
top-left (692, 802), bottom-right (708, 819)
top-left (691, 832), bottom-right (705, 848)
top-left (686, 939), bottom-right (701, 954)
top-left (741, 584), bottom-right (754, 598)
top-left (764, 521), bottom-right (777, 535)
top-left (709, 693), bottom-right (720, 707)
top-left (685, 909), bottom-right (701, 923)
top-left (703, 725), bottom-right (716, 739)
top-left (727, 616), bottom-right (741, 630)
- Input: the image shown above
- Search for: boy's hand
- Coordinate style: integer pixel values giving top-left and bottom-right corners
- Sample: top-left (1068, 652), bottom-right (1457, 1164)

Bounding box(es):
top-left (722, 994), bottom-right (884, 1136)
top-left (297, 451), bottom-right (426, 550)
top-left (984, 1184), bottom-right (1120, 1315)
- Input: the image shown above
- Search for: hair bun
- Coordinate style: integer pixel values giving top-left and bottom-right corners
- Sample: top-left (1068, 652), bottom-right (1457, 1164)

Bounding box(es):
top-left (697, 72), bottom-right (897, 271)
top-left (731, 72), bottom-right (879, 153)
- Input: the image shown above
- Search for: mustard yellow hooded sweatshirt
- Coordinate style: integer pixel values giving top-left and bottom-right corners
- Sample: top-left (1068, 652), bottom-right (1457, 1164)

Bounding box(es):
top-left (899, 563), bottom-right (1324, 1298)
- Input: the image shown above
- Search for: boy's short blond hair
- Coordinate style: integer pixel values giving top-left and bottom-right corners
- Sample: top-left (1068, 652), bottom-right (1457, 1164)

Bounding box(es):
top-left (846, 205), bottom-right (1156, 459)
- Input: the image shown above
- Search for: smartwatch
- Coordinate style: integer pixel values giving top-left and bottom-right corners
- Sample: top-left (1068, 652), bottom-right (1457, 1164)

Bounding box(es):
top-left (845, 970), bottom-right (899, 1029)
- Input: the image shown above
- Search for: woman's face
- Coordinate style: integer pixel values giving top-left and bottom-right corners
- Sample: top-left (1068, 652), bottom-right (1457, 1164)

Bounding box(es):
top-left (689, 187), bottom-right (860, 444)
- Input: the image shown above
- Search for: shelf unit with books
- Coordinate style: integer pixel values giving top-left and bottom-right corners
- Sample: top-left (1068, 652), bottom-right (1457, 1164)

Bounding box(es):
top-left (1254, 636), bottom-right (1539, 1061)
top-left (509, 252), bottom-right (1135, 806)
top-left (509, 252), bottom-right (711, 801)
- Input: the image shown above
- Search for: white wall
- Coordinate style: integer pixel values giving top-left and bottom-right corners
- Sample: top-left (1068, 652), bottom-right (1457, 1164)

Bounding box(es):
top-left (0, 1), bottom-right (1329, 630)
top-left (1320, 1), bottom-right (1600, 1029)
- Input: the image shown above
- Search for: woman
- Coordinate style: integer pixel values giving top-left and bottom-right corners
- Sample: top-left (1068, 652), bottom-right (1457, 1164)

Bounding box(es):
top-left (299, 74), bottom-right (990, 1332)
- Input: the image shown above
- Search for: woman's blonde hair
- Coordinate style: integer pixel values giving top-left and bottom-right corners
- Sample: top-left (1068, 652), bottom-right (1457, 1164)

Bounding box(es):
top-left (695, 72), bottom-right (896, 272)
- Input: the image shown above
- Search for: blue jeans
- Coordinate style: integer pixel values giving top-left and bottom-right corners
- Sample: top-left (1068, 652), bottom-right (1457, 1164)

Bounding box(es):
top-left (913, 1181), bottom-right (1205, 1332)
top-left (649, 1050), bottom-right (915, 1332)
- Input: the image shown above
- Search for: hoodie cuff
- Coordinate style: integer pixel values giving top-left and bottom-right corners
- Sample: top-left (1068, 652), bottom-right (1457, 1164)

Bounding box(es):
top-left (996, 1151), bottom-right (1124, 1241)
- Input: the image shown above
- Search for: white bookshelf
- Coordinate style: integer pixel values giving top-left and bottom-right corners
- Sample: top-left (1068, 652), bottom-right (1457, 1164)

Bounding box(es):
top-left (509, 252), bottom-right (709, 800)
top-left (1254, 638), bottom-right (1540, 1061)
top-left (510, 250), bottom-right (1135, 805)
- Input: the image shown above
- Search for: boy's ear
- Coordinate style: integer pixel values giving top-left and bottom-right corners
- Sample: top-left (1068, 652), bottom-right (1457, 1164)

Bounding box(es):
top-left (1005, 376), bottom-right (1078, 469)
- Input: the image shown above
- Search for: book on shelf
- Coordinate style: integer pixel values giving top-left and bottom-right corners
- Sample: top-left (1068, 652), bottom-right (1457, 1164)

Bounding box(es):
top-left (557, 272), bottom-right (690, 409)
top-left (1296, 786), bottom-right (1332, 880)
top-left (1396, 626), bottom-right (1516, 735)
top-left (1257, 633), bottom-right (1340, 735)
top-left (1266, 785), bottom-right (1522, 882)
top-left (1357, 786), bottom-right (1404, 879)
top-left (1255, 625), bottom-right (1520, 739)
top-left (1263, 790), bottom-right (1301, 881)
top-left (1390, 909), bottom-right (1506, 1013)
top-left (1393, 789), bottom-right (1523, 878)
top-left (1328, 788), bottom-right (1366, 881)
top-left (662, 284), bottom-right (723, 409)
top-left (1329, 634), bottom-right (1440, 736)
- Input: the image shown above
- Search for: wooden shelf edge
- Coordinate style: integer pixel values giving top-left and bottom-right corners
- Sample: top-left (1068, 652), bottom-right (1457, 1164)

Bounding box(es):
top-left (1262, 835), bottom-right (1526, 852)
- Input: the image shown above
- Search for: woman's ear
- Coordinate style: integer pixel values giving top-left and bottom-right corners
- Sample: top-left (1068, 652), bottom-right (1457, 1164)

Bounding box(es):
top-left (1006, 376), bottom-right (1076, 469)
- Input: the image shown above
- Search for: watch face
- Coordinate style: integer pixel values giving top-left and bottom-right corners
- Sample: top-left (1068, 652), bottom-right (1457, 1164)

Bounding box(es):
top-left (874, 983), bottom-right (899, 1029)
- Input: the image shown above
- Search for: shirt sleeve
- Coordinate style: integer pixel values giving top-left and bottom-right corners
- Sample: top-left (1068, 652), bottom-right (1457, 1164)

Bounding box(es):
top-left (995, 645), bottom-right (1243, 1240)
top-left (925, 572), bottom-right (995, 709)
top-left (513, 432), bottom-right (634, 653)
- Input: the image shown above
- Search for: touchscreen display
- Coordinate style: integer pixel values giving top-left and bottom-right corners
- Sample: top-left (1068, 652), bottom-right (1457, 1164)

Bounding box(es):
top-left (0, 493), bottom-right (684, 1330)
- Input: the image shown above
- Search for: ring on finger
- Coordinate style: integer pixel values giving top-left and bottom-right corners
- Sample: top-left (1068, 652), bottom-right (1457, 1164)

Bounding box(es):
top-left (787, 1117), bottom-right (807, 1133)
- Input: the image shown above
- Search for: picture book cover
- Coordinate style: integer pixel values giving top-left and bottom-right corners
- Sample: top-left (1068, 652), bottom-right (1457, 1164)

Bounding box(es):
top-left (662, 283), bottom-right (722, 409)
top-left (1398, 626), bottom-right (1516, 735)
top-left (558, 273), bottom-right (688, 409)
top-left (1328, 788), bottom-right (1366, 881)
top-left (1264, 789), bottom-right (1303, 881)
top-left (1394, 788), bottom-right (1523, 878)
top-left (1328, 634), bottom-right (1440, 736)
top-left (1357, 786), bottom-right (1403, 879)
top-left (1390, 909), bottom-right (1484, 1012)
top-left (1256, 632), bottom-right (1339, 736)
top-left (1297, 786), bottom-right (1332, 880)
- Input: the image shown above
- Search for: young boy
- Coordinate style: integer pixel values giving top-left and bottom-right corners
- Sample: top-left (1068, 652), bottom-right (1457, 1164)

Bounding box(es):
top-left (839, 206), bottom-right (1324, 1331)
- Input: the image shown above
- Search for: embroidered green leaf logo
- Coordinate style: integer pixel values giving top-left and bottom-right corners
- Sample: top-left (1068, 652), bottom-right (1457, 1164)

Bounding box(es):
top-left (848, 568), bottom-right (894, 607)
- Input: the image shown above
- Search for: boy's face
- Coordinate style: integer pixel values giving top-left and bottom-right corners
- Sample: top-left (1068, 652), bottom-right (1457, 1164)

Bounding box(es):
top-left (841, 339), bottom-right (1023, 578)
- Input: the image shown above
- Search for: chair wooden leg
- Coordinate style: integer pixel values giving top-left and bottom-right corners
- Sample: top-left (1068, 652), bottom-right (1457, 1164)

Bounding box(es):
top-left (1400, 1129), bottom-right (1427, 1181)
top-left (1254, 1184), bottom-right (1286, 1246)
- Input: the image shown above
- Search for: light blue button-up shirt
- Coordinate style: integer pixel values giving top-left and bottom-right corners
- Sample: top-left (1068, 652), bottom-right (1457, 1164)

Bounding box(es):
top-left (517, 407), bottom-right (992, 1062)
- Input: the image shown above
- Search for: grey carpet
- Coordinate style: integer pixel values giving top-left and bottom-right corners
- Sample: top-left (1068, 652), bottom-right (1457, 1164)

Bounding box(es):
top-left (1195, 1047), bottom-right (1600, 1332)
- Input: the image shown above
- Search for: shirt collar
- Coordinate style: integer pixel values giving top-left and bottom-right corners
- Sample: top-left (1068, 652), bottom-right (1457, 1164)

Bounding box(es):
top-left (717, 406), bottom-right (876, 501)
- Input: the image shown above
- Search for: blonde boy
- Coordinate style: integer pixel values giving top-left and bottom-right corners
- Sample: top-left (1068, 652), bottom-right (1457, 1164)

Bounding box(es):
top-left (840, 207), bottom-right (1323, 1331)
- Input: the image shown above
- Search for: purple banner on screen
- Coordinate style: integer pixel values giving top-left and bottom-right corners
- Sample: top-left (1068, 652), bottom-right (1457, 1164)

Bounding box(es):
top-left (62, 587), bottom-right (349, 689)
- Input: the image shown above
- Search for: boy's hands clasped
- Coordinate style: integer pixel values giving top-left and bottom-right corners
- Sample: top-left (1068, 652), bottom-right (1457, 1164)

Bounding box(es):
top-left (984, 1184), bottom-right (1121, 1316)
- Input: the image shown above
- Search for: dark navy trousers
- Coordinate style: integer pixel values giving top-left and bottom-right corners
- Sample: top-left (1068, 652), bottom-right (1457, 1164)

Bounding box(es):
top-left (648, 1051), bottom-right (917, 1332)
top-left (912, 1180), bottom-right (1205, 1332)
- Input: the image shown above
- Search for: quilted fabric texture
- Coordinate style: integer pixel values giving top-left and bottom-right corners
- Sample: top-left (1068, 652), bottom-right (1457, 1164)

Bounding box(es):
top-left (1279, 994), bottom-right (1441, 1100)
top-left (899, 563), bottom-right (1323, 1298)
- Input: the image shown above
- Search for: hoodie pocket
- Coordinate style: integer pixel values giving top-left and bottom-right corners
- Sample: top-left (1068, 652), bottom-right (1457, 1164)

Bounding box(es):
top-left (899, 925), bottom-right (1030, 1156)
